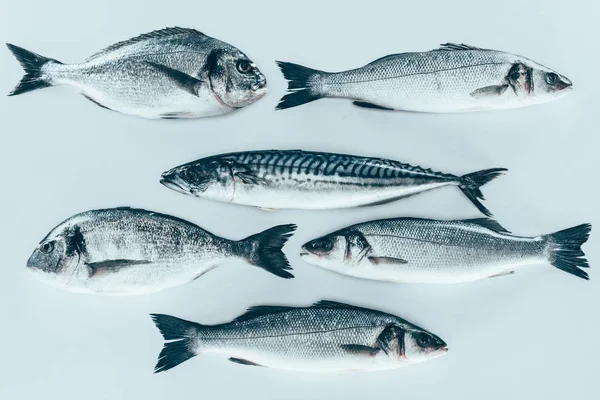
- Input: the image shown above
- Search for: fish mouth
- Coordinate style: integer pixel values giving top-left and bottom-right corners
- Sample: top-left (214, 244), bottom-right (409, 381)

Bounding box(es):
top-left (252, 77), bottom-right (267, 91)
top-left (160, 176), bottom-right (189, 195)
top-left (299, 251), bottom-right (309, 256)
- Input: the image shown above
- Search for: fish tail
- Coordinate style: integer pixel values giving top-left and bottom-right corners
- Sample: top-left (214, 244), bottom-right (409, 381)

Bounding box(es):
top-left (275, 61), bottom-right (324, 110)
top-left (6, 43), bottom-right (62, 96)
top-left (240, 224), bottom-right (297, 279)
top-left (544, 224), bottom-right (591, 280)
top-left (459, 168), bottom-right (508, 217)
top-left (151, 314), bottom-right (204, 373)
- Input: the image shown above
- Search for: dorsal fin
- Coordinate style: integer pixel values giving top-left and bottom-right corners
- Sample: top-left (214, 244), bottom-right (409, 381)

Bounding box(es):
top-left (232, 300), bottom-right (357, 322)
top-left (367, 54), bottom-right (401, 65)
top-left (311, 300), bottom-right (355, 309)
top-left (86, 27), bottom-right (206, 60)
top-left (232, 305), bottom-right (296, 322)
top-left (462, 218), bottom-right (511, 233)
top-left (437, 43), bottom-right (483, 51)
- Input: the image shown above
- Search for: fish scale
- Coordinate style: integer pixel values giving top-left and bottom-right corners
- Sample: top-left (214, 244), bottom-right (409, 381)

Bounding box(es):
top-left (276, 43), bottom-right (572, 112)
top-left (151, 301), bottom-right (448, 372)
top-left (161, 150), bottom-right (505, 214)
top-left (301, 218), bottom-right (591, 283)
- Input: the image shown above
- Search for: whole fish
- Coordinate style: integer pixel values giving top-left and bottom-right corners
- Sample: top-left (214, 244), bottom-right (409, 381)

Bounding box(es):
top-left (301, 218), bottom-right (591, 283)
top-left (160, 150), bottom-right (506, 216)
top-left (151, 300), bottom-right (447, 373)
top-left (276, 43), bottom-right (572, 112)
top-left (7, 27), bottom-right (267, 119)
top-left (26, 207), bottom-right (296, 295)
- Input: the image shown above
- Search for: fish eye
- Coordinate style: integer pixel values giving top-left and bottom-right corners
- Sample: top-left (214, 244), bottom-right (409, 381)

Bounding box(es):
top-left (545, 72), bottom-right (558, 85)
top-left (307, 237), bottom-right (334, 253)
top-left (40, 241), bottom-right (55, 254)
top-left (236, 60), bottom-right (252, 74)
top-left (416, 333), bottom-right (432, 348)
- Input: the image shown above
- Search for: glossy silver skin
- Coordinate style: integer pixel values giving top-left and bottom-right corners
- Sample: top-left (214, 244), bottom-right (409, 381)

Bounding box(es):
top-left (277, 43), bottom-right (572, 112)
top-left (26, 207), bottom-right (295, 294)
top-left (160, 150), bottom-right (504, 215)
top-left (152, 301), bottom-right (448, 373)
top-left (7, 27), bottom-right (267, 119)
top-left (301, 218), bottom-right (591, 283)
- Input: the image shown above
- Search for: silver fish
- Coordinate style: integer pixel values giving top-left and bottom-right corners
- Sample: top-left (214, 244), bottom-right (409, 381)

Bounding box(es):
top-left (301, 218), bottom-right (591, 283)
top-left (151, 300), bottom-right (447, 373)
top-left (160, 150), bottom-right (506, 216)
top-left (26, 207), bottom-right (296, 295)
top-left (7, 27), bottom-right (267, 119)
top-left (276, 43), bottom-right (572, 112)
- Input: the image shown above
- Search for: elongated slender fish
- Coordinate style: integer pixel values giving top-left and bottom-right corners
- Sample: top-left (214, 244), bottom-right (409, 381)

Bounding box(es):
top-left (26, 207), bottom-right (296, 295)
top-left (301, 218), bottom-right (591, 283)
top-left (6, 27), bottom-right (267, 119)
top-left (276, 43), bottom-right (572, 112)
top-left (160, 150), bottom-right (506, 216)
top-left (151, 300), bottom-right (447, 373)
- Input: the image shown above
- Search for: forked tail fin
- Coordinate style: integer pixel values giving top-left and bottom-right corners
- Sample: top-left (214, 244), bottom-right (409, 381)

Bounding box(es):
top-left (459, 168), bottom-right (507, 217)
top-left (275, 61), bottom-right (325, 110)
top-left (239, 224), bottom-right (297, 279)
top-left (151, 314), bottom-right (203, 373)
top-left (545, 224), bottom-right (592, 280)
top-left (6, 43), bottom-right (62, 96)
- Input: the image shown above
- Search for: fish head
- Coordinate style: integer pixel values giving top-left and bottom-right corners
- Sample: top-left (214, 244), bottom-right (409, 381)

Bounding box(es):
top-left (161, 160), bottom-right (235, 202)
top-left (206, 48), bottom-right (267, 109)
top-left (402, 328), bottom-right (448, 363)
top-left (26, 228), bottom-right (82, 287)
top-left (301, 229), bottom-right (367, 271)
top-left (514, 59), bottom-right (572, 101)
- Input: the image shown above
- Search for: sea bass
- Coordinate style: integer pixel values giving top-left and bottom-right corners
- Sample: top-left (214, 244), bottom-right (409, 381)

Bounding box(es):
top-left (301, 218), bottom-right (591, 283)
top-left (7, 27), bottom-right (267, 119)
top-left (276, 43), bottom-right (572, 112)
top-left (160, 150), bottom-right (506, 216)
top-left (151, 300), bottom-right (447, 373)
top-left (26, 207), bottom-right (295, 295)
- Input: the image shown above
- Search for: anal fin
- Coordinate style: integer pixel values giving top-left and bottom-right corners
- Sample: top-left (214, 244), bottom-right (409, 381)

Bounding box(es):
top-left (352, 101), bottom-right (393, 111)
top-left (228, 357), bottom-right (263, 367)
top-left (82, 94), bottom-right (113, 111)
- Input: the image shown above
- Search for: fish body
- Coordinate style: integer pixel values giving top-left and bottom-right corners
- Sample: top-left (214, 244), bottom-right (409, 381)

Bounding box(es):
top-left (151, 300), bottom-right (448, 373)
top-left (7, 27), bottom-right (267, 119)
top-left (161, 150), bottom-right (506, 216)
top-left (301, 218), bottom-right (591, 283)
top-left (26, 207), bottom-right (296, 295)
top-left (276, 43), bottom-right (572, 112)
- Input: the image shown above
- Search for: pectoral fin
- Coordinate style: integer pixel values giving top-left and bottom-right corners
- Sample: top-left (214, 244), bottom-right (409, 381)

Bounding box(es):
top-left (340, 344), bottom-right (381, 357)
top-left (352, 101), bottom-right (393, 111)
top-left (86, 259), bottom-right (152, 277)
top-left (145, 61), bottom-right (204, 96)
top-left (470, 85), bottom-right (509, 98)
top-left (228, 357), bottom-right (263, 367)
top-left (235, 171), bottom-right (266, 185)
top-left (368, 256), bottom-right (408, 265)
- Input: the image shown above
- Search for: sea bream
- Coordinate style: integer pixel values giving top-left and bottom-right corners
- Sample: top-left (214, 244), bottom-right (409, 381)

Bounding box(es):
top-left (151, 300), bottom-right (447, 373)
top-left (6, 27), bottom-right (267, 119)
top-left (276, 43), bottom-right (572, 112)
top-left (160, 150), bottom-right (506, 216)
top-left (301, 218), bottom-right (592, 284)
top-left (26, 207), bottom-right (296, 295)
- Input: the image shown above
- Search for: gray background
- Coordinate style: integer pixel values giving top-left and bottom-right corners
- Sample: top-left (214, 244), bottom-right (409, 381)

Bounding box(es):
top-left (0, 0), bottom-right (597, 399)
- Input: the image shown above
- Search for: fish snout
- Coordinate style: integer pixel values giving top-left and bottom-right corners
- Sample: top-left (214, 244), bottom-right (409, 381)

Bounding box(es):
top-left (160, 172), bottom-right (190, 195)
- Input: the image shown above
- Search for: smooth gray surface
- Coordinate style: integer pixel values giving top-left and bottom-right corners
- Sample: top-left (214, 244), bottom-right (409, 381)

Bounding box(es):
top-left (0, 0), bottom-right (597, 399)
